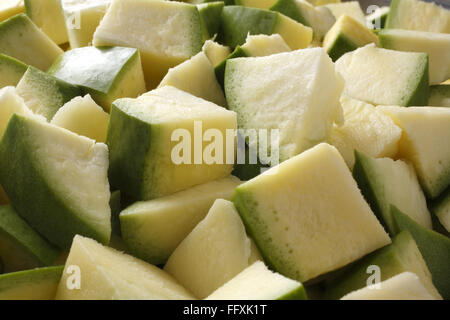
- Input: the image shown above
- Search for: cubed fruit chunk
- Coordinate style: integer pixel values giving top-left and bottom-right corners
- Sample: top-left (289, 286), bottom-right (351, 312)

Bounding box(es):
top-left (205, 261), bottom-right (307, 300)
top-left (0, 54), bottom-right (27, 88)
top-left (379, 106), bottom-right (450, 199)
top-left (0, 0), bottom-right (25, 22)
top-left (0, 266), bottom-right (63, 300)
top-left (158, 52), bottom-right (226, 107)
top-left (215, 33), bottom-right (292, 86)
top-left (56, 235), bottom-right (195, 300)
top-left (225, 48), bottom-right (343, 162)
top-left (48, 46), bottom-right (146, 112)
top-left (233, 143), bottom-right (391, 282)
top-left (16, 66), bottom-right (82, 121)
top-left (24, 0), bottom-right (68, 44)
top-left (0, 14), bottom-right (63, 70)
top-left (93, 0), bottom-right (205, 89)
top-left (341, 272), bottom-right (439, 300)
top-left (120, 176), bottom-right (241, 265)
top-left (0, 86), bottom-right (41, 138)
top-left (0, 205), bottom-right (59, 273)
top-left (219, 5), bottom-right (312, 50)
top-left (322, 1), bottom-right (366, 26)
top-left (432, 188), bottom-right (450, 232)
top-left (107, 86), bottom-right (236, 200)
top-left (325, 231), bottom-right (441, 300)
top-left (202, 40), bottom-right (231, 68)
top-left (327, 95), bottom-right (401, 168)
top-left (335, 44), bottom-right (429, 107)
top-left (379, 29), bottom-right (450, 85)
top-left (392, 206), bottom-right (450, 299)
top-left (51, 95), bottom-right (110, 143)
top-left (353, 152), bottom-right (432, 234)
top-left (386, 0), bottom-right (450, 34)
top-left (270, 0), bottom-right (336, 41)
top-left (429, 85), bottom-right (450, 107)
top-left (323, 14), bottom-right (379, 61)
top-left (61, 0), bottom-right (111, 48)
top-left (0, 115), bottom-right (111, 248)
top-left (164, 199), bottom-right (257, 299)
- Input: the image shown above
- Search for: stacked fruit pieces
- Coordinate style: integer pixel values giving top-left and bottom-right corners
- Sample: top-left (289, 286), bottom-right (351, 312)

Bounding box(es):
top-left (0, 0), bottom-right (449, 300)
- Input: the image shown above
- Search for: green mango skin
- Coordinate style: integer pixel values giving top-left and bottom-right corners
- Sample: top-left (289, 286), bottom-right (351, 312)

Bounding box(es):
top-left (198, 2), bottom-right (225, 38)
top-left (0, 205), bottom-right (59, 273)
top-left (219, 6), bottom-right (277, 48)
top-left (405, 56), bottom-right (430, 107)
top-left (106, 103), bottom-right (151, 200)
top-left (278, 285), bottom-right (308, 300)
top-left (109, 190), bottom-right (122, 237)
top-left (324, 231), bottom-right (422, 300)
top-left (0, 265), bottom-right (63, 300)
top-left (231, 142), bottom-right (269, 181)
top-left (215, 46), bottom-right (247, 88)
top-left (0, 54), bottom-right (28, 88)
top-left (392, 205), bottom-right (450, 299)
top-left (17, 66), bottom-right (82, 121)
top-left (0, 115), bottom-right (110, 249)
top-left (326, 34), bottom-right (359, 62)
top-left (270, 0), bottom-right (309, 27)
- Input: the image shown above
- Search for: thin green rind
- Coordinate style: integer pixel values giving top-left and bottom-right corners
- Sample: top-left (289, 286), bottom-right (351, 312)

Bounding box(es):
top-left (384, 0), bottom-right (401, 30)
top-left (109, 190), bottom-right (121, 237)
top-left (215, 46), bottom-right (247, 88)
top-left (0, 115), bottom-right (110, 249)
top-left (0, 205), bottom-right (59, 268)
top-left (198, 1), bottom-right (225, 38)
top-left (277, 285), bottom-right (308, 300)
top-left (392, 205), bottom-right (450, 299)
top-left (106, 103), bottom-right (152, 200)
top-left (326, 33), bottom-right (359, 62)
top-left (269, 0), bottom-right (309, 27)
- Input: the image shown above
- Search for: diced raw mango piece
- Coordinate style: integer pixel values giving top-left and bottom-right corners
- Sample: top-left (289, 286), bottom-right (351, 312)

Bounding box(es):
top-left (107, 86), bottom-right (236, 200)
top-left (164, 199), bottom-right (255, 299)
top-left (24, 0), bottom-right (68, 44)
top-left (219, 5), bottom-right (312, 50)
top-left (16, 66), bottom-right (82, 121)
top-left (93, 0), bottom-right (205, 89)
top-left (0, 205), bottom-right (59, 273)
top-left (341, 272), bottom-right (438, 300)
top-left (323, 1), bottom-right (366, 26)
top-left (0, 115), bottom-right (111, 248)
top-left (386, 0), bottom-right (450, 34)
top-left (158, 52), bottom-right (226, 107)
top-left (429, 85), bottom-right (450, 107)
top-left (379, 29), bottom-right (450, 85)
top-left (432, 188), bottom-right (450, 232)
top-left (225, 48), bottom-right (343, 162)
top-left (0, 86), bottom-right (41, 138)
top-left (120, 176), bottom-right (241, 265)
top-left (197, 1), bottom-right (224, 38)
top-left (62, 0), bottom-right (111, 48)
top-left (325, 231), bottom-right (442, 300)
top-left (0, 14), bottom-right (63, 70)
top-left (235, 0), bottom-right (276, 9)
top-left (0, 54), bottom-right (27, 88)
top-left (335, 44), bottom-right (429, 107)
top-left (0, 266), bottom-right (63, 300)
top-left (392, 206), bottom-right (450, 299)
top-left (233, 143), bottom-right (391, 282)
top-left (323, 14), bottom-right (379, 61)
top-left (202, 40), bottom-right (231, 68)
top-left (51, 95), bottom-right (109, 143)
top-left (48, 46), bottom-right (145, 112)
top-left (215, 33), bottom-right (292, 86)
top-left (0, 0), bottom-right (24, 22)
top-left (327, 95), bottom-right (401, 168)
top-left (205, 261), bottom-right (307, 300)
top-left (270, 0), bottom-right (336, 41)
top-left (366, 6), bottom-right (389, 30)
top-left (56, 235), bottom-right (195, 300)
top-left (379, 106), bottom-right (450, 199)
top-left (353, 152), bottom-right (432, 234)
